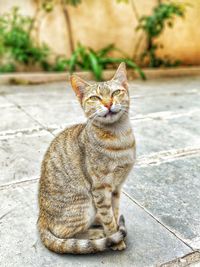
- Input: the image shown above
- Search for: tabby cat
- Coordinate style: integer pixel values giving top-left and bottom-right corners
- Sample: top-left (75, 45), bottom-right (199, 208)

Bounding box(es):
top-left (38, 62), bottom-right (136, 254)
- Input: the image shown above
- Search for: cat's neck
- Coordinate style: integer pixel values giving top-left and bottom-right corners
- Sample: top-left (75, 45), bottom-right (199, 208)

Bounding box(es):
top-left (81, 113), bottom-right (134, 153)
top-left (88, 113), bottom-right (132, 136)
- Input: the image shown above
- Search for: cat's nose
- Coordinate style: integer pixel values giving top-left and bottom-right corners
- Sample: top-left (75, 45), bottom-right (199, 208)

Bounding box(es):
top-left (103, 101), bottom-right (112, 110)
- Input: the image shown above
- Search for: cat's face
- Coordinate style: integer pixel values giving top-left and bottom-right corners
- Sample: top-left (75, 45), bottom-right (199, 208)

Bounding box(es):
top-left (70, 63), bottom-right (130, 124)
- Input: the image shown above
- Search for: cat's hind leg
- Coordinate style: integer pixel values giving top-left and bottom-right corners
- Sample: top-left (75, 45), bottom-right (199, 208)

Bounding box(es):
top-left (75, 228), bottom-right (105, 240)
top-left (49, 221), bottom-right (88, 239)
top-left (47, 199), bottom-right (96, 239)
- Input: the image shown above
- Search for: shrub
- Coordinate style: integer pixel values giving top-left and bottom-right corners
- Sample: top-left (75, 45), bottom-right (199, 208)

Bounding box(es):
top-left (137, 2), bottom-right (186, 67)
top-left (0, 7), bottom-right (49, 72)
top-left (51, 43), bottom-right (145, 80)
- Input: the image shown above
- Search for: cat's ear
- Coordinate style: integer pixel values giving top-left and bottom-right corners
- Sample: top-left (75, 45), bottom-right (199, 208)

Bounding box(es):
top-left (112, 62), bottom-right (128, 89)
top-left (70, 75), bottom-right (90, 101)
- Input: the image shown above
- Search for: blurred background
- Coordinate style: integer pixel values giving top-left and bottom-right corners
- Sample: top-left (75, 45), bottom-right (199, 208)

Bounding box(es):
top-left (0, 0), bottom-right (200, 80)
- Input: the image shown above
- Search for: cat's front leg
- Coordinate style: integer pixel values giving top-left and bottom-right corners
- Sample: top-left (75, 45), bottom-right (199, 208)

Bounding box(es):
top-left (112, 189), bottom-right (121, 222)
top-left (111, 189), bottom-right (127, 251)
top-left (92, 184), bottom-right (118, 236)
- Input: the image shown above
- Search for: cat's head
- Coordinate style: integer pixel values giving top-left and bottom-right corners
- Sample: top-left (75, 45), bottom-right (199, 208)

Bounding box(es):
top-left (70, 62), bottom-right (130, 124)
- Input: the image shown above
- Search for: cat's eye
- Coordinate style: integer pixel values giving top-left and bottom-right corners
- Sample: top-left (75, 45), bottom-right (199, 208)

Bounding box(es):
top-left (112, 90), bottom-right (121, 97)
top-left (89, 95), bottom-right (101, 101)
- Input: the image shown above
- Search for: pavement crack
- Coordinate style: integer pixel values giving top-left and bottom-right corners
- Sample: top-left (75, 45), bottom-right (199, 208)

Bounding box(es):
top-left (0, 177), bottom-right (39, 191)
top-left (16, 105), bottom-right (56, 138)
top-left (159, 251), bottom-right (200, 267)
top-left (0, 126), bottom-right (49, 139)
top-left (136, 146), bottom-right (200, 167)
top-left (130, 88), bottom-right (200, 100)
top-left (122, 190), bottom-right (194, 251)
top-left (2, 95), bottom-right (53, 136)
top-left (130, 108), bottom-right (200, 122)
top-left (0, 209), bottom-right (14, 221)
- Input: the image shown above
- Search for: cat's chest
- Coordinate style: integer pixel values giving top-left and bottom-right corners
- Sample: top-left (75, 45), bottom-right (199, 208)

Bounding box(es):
top-left (86, 129), bottom-right (135, 167)
top-left (87, 140), bottom-right (135, 186)
top-left (98, 133), bottom-right (135, 162)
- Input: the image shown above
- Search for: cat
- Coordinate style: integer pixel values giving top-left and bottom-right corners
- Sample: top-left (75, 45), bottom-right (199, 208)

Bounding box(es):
top-left (38, 62), bottom-right (136, 254)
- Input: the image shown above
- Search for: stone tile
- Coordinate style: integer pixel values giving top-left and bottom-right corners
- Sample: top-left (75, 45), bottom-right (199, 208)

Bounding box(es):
top-left (0, 95), bottom-right (14, 107)
top-left (3, 78), bottom-right (198, 110)
top-left (0, 106), bottom-right (39, 133)
top-left (8, 79), bottom-right (200, 119)
top-left (21, 94), bottom-right (200, 131)
top-left (0, 76), bottom-right (199, 96)
top-left (21, 103), bottom-right (85, 129)
top-left (132, 114), bottom-right (200, 157)
top-left (129, 93), bottom-right (200, 117)
top-left (160, 251), bottom-right (200, 267)
top-left (0, 82), bottom-right (71, 95)
top-left (3, 77), bottom-right (199, 133)
top-left (1, 77), bottom-right (200, 267)
top-left (4, 83), bottom-right (75, 106)
top-left (3, 84), bottom-right (84, 129)
top-left (124, 155), bottom-right (200, 249)
top-left (20, 91), bottom-right (200, 135)
top-left (0, 182), bottom-right (191, 267)
top-left (0, 132), bottom-right (53, 186)
top-left (129, 76), bottom-right (200, 97)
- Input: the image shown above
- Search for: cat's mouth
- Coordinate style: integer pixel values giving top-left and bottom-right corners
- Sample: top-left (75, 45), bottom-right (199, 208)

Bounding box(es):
top-left (103, 110), bottom-right (119, 118)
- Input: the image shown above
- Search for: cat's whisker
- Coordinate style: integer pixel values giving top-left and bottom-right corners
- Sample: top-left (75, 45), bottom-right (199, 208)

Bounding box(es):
top-left (120, 105), bottom-right (129, 109)
top-left (88, 107), bottom-right (104, 119)
top-left (120, 108), bottom-right (129, 113)
top-left (86, 113), bottom-right (100, 130)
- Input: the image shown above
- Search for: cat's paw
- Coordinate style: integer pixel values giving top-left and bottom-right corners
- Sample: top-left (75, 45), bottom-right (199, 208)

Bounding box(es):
top-left (111, 240), bottom-right (126, 251)
top-left (89, 229), bottom-right (105, 240)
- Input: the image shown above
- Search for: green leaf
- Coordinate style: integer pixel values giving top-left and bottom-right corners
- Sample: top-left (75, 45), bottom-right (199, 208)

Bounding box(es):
top-left (68, 51), bottom-right (78, 72)
top-left (64, 0), bottom-right (82, 6)
top-left (0, 63), bottom-right (15, 73)
top-left (97, 44), bottom-right (115, 58)
top-left (100, 57), bottom-right (120, 63)
top-left (88, 51), bottom-right (102, 80)
top-left (124, 59), bottom-right (146, 80)
top-left (116, 0), bottom-right (129, 3)
top-left (53, 57), bottom-right (70, 71)
top-left (136, 2), bottom-right (186, 68)
top-left (99, 57), bottom-right (146, 80)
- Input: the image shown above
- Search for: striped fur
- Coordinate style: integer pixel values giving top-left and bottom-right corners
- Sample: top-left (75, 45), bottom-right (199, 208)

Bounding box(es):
top-left (38, 63), bottom-right (136, 254)
top-left (38, 215), bottom-right (126, 254)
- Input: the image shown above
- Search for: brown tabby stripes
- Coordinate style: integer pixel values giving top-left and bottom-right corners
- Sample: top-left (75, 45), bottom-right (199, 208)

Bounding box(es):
top-left (38, 63), bottom-right (136, 254)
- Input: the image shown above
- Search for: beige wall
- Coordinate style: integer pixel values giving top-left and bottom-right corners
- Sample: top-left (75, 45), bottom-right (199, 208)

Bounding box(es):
top-left (0, 0), bottom-right (200, 65)
top-left (156, 0), bottom-right (200, 65)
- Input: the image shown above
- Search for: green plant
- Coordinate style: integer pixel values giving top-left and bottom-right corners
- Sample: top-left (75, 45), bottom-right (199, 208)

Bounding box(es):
top-left (64, 0), bottom-right (82, 6)
top-left (51, 43), bottom-right (145, 80)
top-left (0, 7), bottom-right (145, 81)
top-left (0, 63), bottom-right (15, 73)
top-left (137, 1), bottom-right (186, 67)
top-left (51, 57), bottom-right (70, 72)
top-left (0, 7), bottom-right (50, 72)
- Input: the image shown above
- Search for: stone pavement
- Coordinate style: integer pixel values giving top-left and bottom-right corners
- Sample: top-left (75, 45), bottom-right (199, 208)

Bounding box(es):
top-left (0, 77), bottom-right (200, 267)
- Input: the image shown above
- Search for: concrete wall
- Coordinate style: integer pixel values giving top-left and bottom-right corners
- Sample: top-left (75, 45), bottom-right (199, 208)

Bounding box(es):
top-left (0, 0), bottom-right (200, 65)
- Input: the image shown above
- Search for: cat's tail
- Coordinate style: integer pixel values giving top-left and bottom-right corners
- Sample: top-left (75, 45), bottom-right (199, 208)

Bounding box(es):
top-left (39, 215), bottom-right (127, 254)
